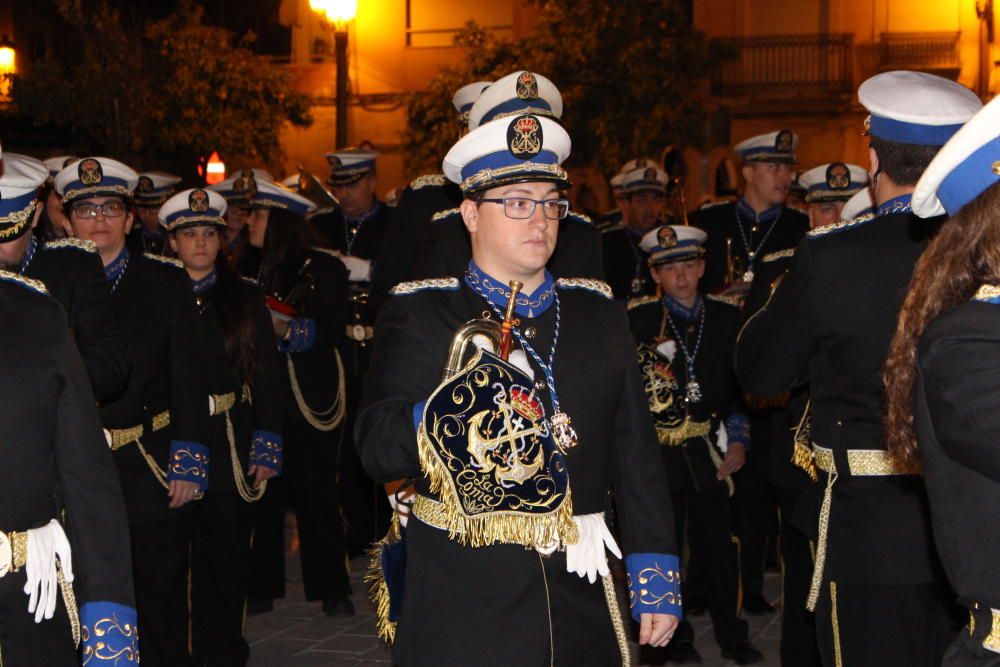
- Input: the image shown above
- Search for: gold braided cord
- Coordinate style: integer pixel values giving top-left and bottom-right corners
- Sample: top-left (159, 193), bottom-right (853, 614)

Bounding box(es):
top-left (61, 185), bottom-right (130, 205)
top-left (461, 162), bottom-right (568, 193)
top-left (555, 277), bottom-right (613, 299)
top-left (222, 410), bottom-right (266, 503)
top-left (0, 270), bottom-right (48, 295)
top-left (415, 426), bottom-right (579, 549)
top-left (830, 581), bottom-right (843, 667)
top-left (806, 212), bottom-right (875, 238)
top-left (287, 350), bottom-right (346, 432)
top-left (806, 461), bottom-right (836, 611)
top-left (57, 566), bottom-right (81, 647)
top-left (985, 608), bottom-right (1000, 654)
top-left (134, 437), bottom-right (170, 490)
top-left (601, 573), bottom-right (631, 667)
top-left (11, 531), bottom-right (28, 571)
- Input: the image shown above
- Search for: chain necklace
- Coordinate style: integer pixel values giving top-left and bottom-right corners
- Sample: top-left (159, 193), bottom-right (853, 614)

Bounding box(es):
top-left (18, 237), bottom-right (38, 274)
top-left (467, 276), bottom-right (579, 452)
top-left (663, 302), bottom-right (706, 403)
top-left (344, 201), bottom-right (380, 255)
top-left (109, 257), bottom-right (129, 293)
top-left (733, 205), bottom-right (779, 283)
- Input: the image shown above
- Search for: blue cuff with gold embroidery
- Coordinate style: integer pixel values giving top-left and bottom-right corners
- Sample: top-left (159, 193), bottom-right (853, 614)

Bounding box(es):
top-left (250, 429), bottom-right (283, 474)
top-left (168, 440), bottom-right (209, 492)
top-left (725, 413), bottom-right (750, 449)
top-left (81, 601), bottom-right (139, 665)
top-left (625, 553), bottom-right (683, 621)
top-left (278, 317), bottom-right (316, 353)
top-left (412, 400), bottom-right (426, 431)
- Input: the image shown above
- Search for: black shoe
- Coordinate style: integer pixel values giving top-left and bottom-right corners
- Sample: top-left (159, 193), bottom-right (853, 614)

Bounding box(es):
top-left (721, 640), bottom-right (763, 665)
top-left (741, 594), bottom-right (775, 615)
top-left (246, 600), bottom-right (273, 616)
top-left (322, 596), bottom-right (355, 617)
top-left (665, 639), bottom-right (702, 663)
top-left (683, 593), bottom-right (707, 616)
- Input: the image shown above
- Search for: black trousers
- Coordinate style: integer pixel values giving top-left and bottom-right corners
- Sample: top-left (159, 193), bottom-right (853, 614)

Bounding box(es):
top-left (814, 579), bottom-right (960, 667)
top-left (944, 607), bottom-right (1000, 667)
top-left (131, 512), bottom-right (194, 667)
top-left (733, 414), bottom-right (778, 604)
top-left (248, 476), bottom-right (286, 603)
top-left (191, 487), bottom-right (253, 666)
top-left (670, 482), bottom-right (748, 649)
top-left (339, 371), bottom-right (384, 557)
top-left (0, 572), bottom-right (77, 667)
top-left (774, 485), bottom-right (821, 667)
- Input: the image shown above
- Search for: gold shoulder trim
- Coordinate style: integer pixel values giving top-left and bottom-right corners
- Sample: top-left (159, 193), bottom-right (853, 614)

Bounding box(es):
top-left (706, 293), bottom-right (741, 307)
top-left (305, 206), bottom-right (336, 220)
top-left (310, 246), bottom-right (341, 259)
top-left (0, 269), bottom-right (49, 295)
top-left (143, 253), bottom-right (185, 270)
top-left (240, 275), bottom-right (260, 286)
top-left (44, 237), bottom-right (98, 253)
top-left (389, 277), bottom-right (460, 296)
top-left (626, 294), bottom-right (659, 311)
top-left (807, 212), bottom-right (876, 238)
top-left (698, 199), bottom-right (733, 210)
top-left (761, 248), bottom-right (795, 263)
top-left (430, 207), bottom-right (460, 223)
top-left (600, 222), bottom-right (625, 234)
top-left (556, 278), bottom-right (613, 299)
top-left (410, 174), bottom-right (448, 190)
top-left (569, 210), bottom-right (593, 224)
top-left (973, 284), bottom-right (1000, 302)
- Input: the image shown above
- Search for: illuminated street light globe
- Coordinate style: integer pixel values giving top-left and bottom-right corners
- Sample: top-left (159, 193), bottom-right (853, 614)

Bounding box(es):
top-left (309, 0), bottom-right (357, 28)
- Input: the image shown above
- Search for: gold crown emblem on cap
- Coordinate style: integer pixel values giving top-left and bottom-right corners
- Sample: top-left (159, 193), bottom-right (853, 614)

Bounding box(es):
top-left (78, 159), bottom-right (103, 186)
top-left (507, 115), bottom-right (543, 160)
top-left (234, 169), bottom-right (257, 197)
top-left (327, 155), bottom-right (342, 170)
top-left (189, 189), bottom-right (210, 213)
top-left (826, 163), bottom-right (850, 190)
top-left (516, 71), bottom-right (538, 100)
top-left (644, 167), bottom-right (658, 181)
top-left (657, 226), bottom-right (678, 249)
top-left (137, 176), bottom-right (153, 192)
top-left (775, 130), bottom-right (793, 154)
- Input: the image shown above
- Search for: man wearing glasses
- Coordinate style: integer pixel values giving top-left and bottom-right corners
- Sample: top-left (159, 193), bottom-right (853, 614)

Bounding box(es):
top-left (357, 112), bottom-right (681, 666)
top-left (0, 153), bottom-right (128, 402)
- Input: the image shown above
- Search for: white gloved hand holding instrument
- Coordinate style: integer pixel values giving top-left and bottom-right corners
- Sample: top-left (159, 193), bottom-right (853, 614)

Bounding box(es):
top-left (22, 519), bottom-right (74, 623)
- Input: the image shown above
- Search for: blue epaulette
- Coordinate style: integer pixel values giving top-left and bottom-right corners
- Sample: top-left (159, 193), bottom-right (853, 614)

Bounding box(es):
top-left (973, 284), bottom-right (1000, 304)
top-left (142, 254), bottom-right (185, 270)
top-left (430, 207), bottom-right (460, 224)
top-left (410, 174), bottom-right (448, 190)
top-left (43, 238), bottom-right (98, 254)
top-left (807, 212), bottom-right (876, 239)
top-left (389, 277), bottom-right (460, 296)
top-left (0, 269), bottom-right (49, 295)
top-left (555, 278), bottom-right (612, 299)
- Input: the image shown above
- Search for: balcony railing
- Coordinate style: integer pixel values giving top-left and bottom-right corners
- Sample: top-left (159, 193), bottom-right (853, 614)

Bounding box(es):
top-left (879, 32), bottom-right (960, 72)
top-left (711, 33), bottom-right (854, 97)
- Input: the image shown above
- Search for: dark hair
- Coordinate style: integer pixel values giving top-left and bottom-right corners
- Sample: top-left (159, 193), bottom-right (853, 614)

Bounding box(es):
top-left (207, 254), bottom-right (258, 386)
top-left (257, 207), bottom-right (323, 293)
top-left (868, 136), bottom-right (941, 187)
top-left (884, 181), bottom-right (1000, 473)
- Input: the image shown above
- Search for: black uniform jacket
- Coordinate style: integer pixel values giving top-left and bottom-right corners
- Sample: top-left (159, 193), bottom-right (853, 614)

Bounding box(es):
top-left (240, 245), bottom-right (350, 427)
top-left (126, 227), bottom-right (170, 258)
top-left (356, 278), bottom-right (677, 663)
top-left (309, 201), bottom-right (392, 261)
top-left (692, 201), bottom-right (809, 295)
top-left (23, 239), bottom-right (129, 401)
top-left (194, 276), bottom-right (283, 494)
top-left (101, 254), bottom-right (211, 525)
top-left (915, 296), bottom-right (1000, 609)
top-left (369, 177), bottom-right (462, 314)
top-left (417, 210), bottom-right (606, 284)
top-left (601, 223), bottom-right (655, 300)
top-left (735, 211), bottom-right (942, 586)
top-left (0, 277), bottom-right (135, 617)
top-left (628, 295), bottom-right (743, 491)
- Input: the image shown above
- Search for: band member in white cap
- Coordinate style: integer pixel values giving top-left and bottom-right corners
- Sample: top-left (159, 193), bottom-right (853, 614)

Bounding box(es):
top-left (737, 71), bottom-right (982, 666)
top-left (886, 93), bottom-right (1000, 667)
top-left (358, 111), bottom-right (681, 665)
top-left (797, 162), bottom-right (869, 230)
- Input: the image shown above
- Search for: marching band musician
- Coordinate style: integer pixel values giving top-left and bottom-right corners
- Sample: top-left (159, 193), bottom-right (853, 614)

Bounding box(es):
top-left (208, 168), bottom-right (275, 259)
top-left (236, 172), bottom-right (355, 617)
top-left (0, 162), bottom-right (138, 667)
top-left (885, 94), bottom-right (1000, 667)
top-left (735, 71), bottom-right (981, 666)
top-left (129, 171), bottom-right (182, 256)
top-left (38, 155), bottom-right (78, 240)
top-left (55, 156), bottom-right (212, 667)
top-left (627, 224), bottom-right (762, 665)
top-left (796, 163), bottom-right (869, 230)
top-left (161, 188), bottom-right (284, 665)
top-left (356, 111), bottom-right (681, 665)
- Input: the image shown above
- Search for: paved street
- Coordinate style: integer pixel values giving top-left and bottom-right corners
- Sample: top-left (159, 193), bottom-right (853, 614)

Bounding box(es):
top-left (246, 532), bottom-right (783, 666)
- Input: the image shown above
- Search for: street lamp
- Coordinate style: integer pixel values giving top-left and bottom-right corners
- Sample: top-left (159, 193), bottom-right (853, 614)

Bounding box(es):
top-left (0, 36), bottom-right (16, 102)
top-left (310, 0), bottom-right (357, 149)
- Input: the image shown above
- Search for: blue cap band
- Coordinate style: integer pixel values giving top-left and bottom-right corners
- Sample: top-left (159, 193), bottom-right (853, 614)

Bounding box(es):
top-left (460, 149), bottom-right (559, 181)
top-left (480, 97), bottom-right (554, 125)
top-left (937, 135), bottom-right (1000, 216)
top-left (868, 114), bottom-right (965, 146)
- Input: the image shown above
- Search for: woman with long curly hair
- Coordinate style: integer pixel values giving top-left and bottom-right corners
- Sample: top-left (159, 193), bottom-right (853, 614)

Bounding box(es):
top-left (885, 96), bottom-right (1000, 666)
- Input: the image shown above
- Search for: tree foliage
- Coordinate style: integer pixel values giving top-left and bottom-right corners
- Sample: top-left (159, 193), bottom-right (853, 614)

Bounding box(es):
top-left (13, 0), bottom-right (311, 170)
top-left (402, 0), bottom-right (733, 177)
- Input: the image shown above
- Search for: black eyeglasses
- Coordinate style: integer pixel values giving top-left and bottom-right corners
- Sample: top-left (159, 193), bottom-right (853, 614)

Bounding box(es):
top-left (71, 201), bottom-right (127, 219)
top-left (477, 196), bottom-right (570, 220)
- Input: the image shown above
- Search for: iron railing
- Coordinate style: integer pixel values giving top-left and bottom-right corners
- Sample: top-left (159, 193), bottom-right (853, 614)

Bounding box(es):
top-left (711, 33), bottom-right (854, 97)
top-left (879, 32), bottom-right (960, 71)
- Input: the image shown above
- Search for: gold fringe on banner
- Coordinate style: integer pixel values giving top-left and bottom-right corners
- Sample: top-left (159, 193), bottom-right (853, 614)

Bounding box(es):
top-left (658, 417), bottom-right (712, 446)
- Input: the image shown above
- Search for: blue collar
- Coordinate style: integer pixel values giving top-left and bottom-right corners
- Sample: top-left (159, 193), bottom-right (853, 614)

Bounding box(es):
top-left (464, 260), bottom-right (556, 318)
top-left (737, 197), bottom-right (784, 224)
top-left (877, 194), bottom-right (913, 217)
top-left (105, 247), bottom-right (130, 283)
top-left (662, 293), bottom-right (703, 321)
top-left (345, 199), bottom-right (382, 229)
top-left (192, 270), bottom-right (217, 294)
top-left (18, 236), bottom-right (38, 274)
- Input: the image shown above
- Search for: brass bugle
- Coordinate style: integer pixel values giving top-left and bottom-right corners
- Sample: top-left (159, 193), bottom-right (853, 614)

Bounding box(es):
top-left (498, 280), bottom-right (522, 361)
top-left (672, 177), bottom-right (689, 226)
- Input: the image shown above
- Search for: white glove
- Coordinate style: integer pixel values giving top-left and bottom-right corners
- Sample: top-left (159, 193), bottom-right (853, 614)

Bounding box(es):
top-left (565, 514), bottom-right (622, 584)
top-left (340, 255), bottom-right (372, 282)
top-left (470, 337), bottom-right (535, 381)
top-left (715, 422), bottom-right (729, 454)
top-left (388, 485), bottom-right (415, 528)
top-left (656, 340), bottom-right (677, 363)
top-left (23, 520), bottom-right (74, 623)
